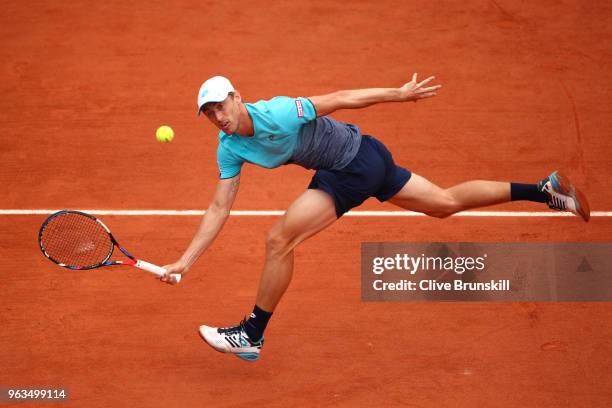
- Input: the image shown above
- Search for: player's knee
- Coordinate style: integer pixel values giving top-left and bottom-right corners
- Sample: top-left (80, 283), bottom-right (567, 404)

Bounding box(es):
top-left (425, 209), bottom-right (453, 218)
top-left (425, 193), bottom-right (461, 218)
top-left (265, 229), bottom-right (291, 255)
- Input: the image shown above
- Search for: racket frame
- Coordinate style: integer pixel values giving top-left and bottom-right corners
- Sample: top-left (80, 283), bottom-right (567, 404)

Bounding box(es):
top-left (39, 210), bottom-right (180, 282)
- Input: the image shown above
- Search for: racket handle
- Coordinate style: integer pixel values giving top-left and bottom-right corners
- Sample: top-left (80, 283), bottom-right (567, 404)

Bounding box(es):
top-left (135, 260), bottom-right (182, 283)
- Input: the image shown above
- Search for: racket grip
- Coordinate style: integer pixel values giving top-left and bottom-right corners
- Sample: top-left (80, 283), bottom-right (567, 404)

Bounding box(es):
top-left (135, 260), bottom-right (182, 283)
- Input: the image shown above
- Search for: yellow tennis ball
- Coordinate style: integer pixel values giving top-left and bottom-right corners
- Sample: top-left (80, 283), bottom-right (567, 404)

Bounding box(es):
top-left (156, 125), bottom-right (174, 143)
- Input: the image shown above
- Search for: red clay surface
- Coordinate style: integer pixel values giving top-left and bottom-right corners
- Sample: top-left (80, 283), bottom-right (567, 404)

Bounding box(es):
top-left (1, 1), bottom-right (611, 407)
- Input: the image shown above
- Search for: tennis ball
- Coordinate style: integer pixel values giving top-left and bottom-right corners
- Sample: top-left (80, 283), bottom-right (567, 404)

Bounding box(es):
top-left (156, 125), bottom-right (174, 143)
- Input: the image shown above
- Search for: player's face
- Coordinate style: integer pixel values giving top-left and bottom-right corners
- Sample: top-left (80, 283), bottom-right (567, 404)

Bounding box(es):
top-left (202, 94), bottom-right (241, 133)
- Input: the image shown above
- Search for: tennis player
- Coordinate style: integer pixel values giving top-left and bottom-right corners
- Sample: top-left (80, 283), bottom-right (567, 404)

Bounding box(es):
top-left (162, 74), bottom-right (590, 362)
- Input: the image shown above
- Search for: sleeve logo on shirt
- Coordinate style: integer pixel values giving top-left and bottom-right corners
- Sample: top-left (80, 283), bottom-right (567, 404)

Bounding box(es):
top-left (295, 99), bottom-right (304, 118)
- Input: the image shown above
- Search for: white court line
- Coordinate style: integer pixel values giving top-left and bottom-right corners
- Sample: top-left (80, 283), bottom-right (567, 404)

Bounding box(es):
top-left (1, 209), bottom-right (611, 217)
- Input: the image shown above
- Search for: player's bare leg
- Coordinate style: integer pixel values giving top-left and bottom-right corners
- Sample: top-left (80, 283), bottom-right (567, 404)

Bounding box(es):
top-left (256, 189), bottom-right (338, 311)
top-left (388, 173), bottom-right (510, 217)
top-left (389, 171), bottom-right (590, 221)
top-left (198, 189), bottom-right (337, 361)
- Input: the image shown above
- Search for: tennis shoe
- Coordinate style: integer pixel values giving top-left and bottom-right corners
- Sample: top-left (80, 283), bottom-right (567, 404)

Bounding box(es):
top-left (198, 318), bottom-right (263, 362)
top-left (538, 171), bottom-right (590, 222)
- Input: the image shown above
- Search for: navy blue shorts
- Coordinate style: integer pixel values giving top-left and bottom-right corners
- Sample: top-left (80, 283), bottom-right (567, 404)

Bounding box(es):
top-left (308, 135), bottom-right (411, 218)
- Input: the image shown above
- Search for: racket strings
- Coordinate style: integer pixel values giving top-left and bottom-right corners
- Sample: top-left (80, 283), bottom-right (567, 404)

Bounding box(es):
top-left (40, 212), bottom-right (113, 268)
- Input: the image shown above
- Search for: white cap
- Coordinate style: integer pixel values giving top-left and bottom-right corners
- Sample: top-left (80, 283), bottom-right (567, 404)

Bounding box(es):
top-left (197, 76), bottom-right (235, 115)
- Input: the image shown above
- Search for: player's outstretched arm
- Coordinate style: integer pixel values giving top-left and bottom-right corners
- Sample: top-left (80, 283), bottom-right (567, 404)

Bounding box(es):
top-left (161, 174), bottom-right (241, 283)
top-left (309, 73), bottom-right (441, 117)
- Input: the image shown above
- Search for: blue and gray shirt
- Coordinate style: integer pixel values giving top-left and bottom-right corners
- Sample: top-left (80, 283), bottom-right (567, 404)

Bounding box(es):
top-left (216, 97), bottom-right (362, 179)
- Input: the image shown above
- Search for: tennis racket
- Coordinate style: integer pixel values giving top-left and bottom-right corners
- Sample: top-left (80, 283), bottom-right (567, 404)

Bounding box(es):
top-left (38, 210), bottom-right (181, 283)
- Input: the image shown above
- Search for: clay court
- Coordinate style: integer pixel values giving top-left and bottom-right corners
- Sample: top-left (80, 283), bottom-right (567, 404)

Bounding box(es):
top-left (1, 1), bottom-right (611, 406)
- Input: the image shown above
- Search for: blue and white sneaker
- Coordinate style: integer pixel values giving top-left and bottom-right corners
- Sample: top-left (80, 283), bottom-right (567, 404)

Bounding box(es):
top-left (198, 319), bottom-right (263, 362)
top-left (538, 171), bottom-right (590, 222)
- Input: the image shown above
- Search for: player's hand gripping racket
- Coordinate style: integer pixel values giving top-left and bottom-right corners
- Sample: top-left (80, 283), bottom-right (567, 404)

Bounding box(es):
top-left (38, 210), bottom-right (181, 283)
